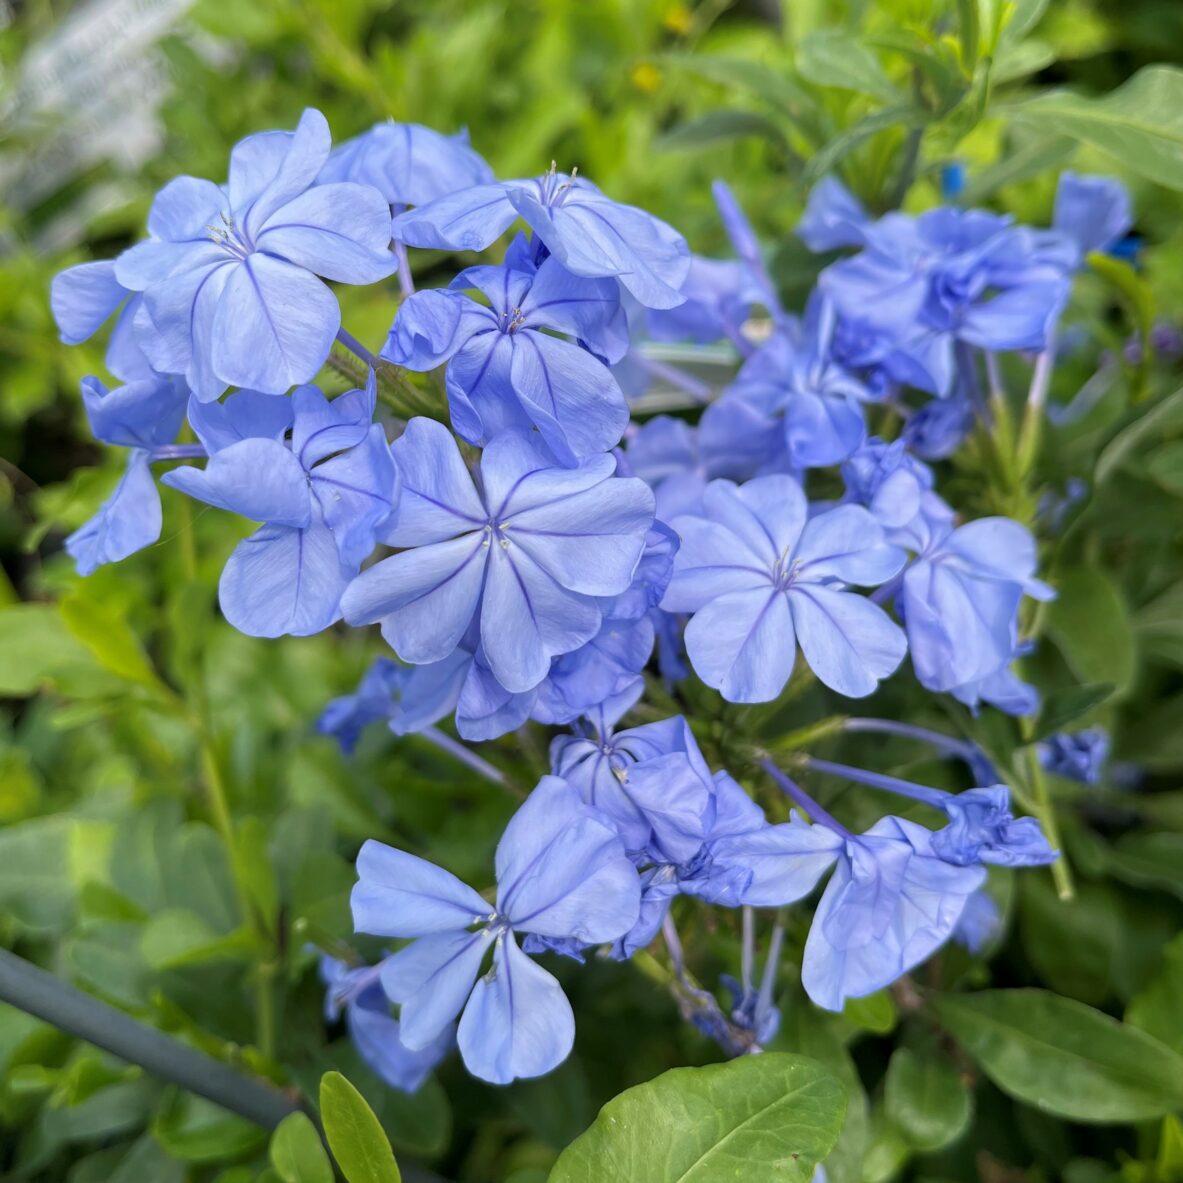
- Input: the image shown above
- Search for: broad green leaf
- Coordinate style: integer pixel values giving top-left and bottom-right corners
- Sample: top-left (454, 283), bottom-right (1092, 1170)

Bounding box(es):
top-left (884, 1047), bottom-right (971, 1152)
top-left (1146, 440), bottom-right (1183, 496)
top-left (1015, 66), bottom-right (1183, 189)
top-left (861, 1106), bottom-right (910, 1183)
top-left (1019, 876), bottom-right (1116, 1005)
top-left (803, 107), bottom-right (924, 184)
top-left (934, 989), bottom-right (1183, 1122)
top-left (139, 909), bottom-right (257, 970)
top-left (320, 1071), bottom-right (401, 1183)
top-left (660, 53), bottom-right (817, 123)
top-left (547, 1053), bottom-right (846, 1183)
top-left (1103, 832), bottom-right (1183, 899)
top-left (960, 134), bottom-right (1075, 204)
top-left (152, 1092), bottom-right (267, 1163)
top-left (1126, 932), bottom-right (1183, 1055)
top-left (1031, 682), bottom-right (1114, 742)
top-left (0, 603), bottom-right (103, 697)
top-left (236, 816), bottom-right (280, 930)
top-left (1045, 567), bottom-right (1136, 692)
top-left (0, 815), bottom-right (78, 934)
top-left (1096, 386), bottom-right (1183, 485)
top-left (1135, 583), bottom-right (1183, 668)
top-left (840, 990), bottom-right (897, 1036)
top-left (59, 593), bottom-right (165, 693)
top-left (658, 111), bottom-right (787, 152)
top-left (1004, 0), bottom-right (1050, 41)
top-left (797, 30), bottom-right (902, 105)
top-left (270, 1112), bottom-right (333, 1183)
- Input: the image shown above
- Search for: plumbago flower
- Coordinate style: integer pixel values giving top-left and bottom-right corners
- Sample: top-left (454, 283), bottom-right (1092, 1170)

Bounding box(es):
top-left (894, 508), bottom-right (1054, 696)
top-left (662, 475), bottom-right (907, 702)
top-left (384, 257), bottom-right (629, 462)
top-left (319, 956), bottom-right (452, 1093)
top-left (390, 169), bottom-right (691, 309)
top-left (724, 808), bottom-right (986, 1011)
top-left (319, 120), bottom-right (494, 208)
top-left (352, 776), bottom-right (641, 1084)
top-left (113, 108), bottom-right (395, 400)
top-left (341, 417), bottom-right (654, 694)
top-left (65, 373), bottom-right (190, 574)
top-left (1039, 728), bottom-right (1110, 784)
top-left (162, 377), bottom-right (399, 636)
top-left (721, 293), bottom-right (875, 468)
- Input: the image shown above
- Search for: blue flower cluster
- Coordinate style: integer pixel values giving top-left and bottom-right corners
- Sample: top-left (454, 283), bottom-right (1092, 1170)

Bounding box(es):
top-left (56, 109), bottom-right (1122, 1091)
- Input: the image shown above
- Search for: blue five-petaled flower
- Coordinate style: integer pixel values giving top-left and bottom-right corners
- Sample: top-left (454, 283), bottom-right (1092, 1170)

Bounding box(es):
top-left (662, 474), bottom-right (907, 701)
top-left (351, 776), bottom-right (641, 1084)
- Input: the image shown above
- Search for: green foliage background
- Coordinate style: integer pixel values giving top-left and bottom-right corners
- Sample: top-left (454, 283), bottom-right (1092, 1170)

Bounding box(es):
top-left (2, 1), bottom-right (1183, 1181)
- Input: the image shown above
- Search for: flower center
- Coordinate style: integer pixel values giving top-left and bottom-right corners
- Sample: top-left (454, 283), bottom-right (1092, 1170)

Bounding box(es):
top-left (206, 211), bottom-right (253, 260)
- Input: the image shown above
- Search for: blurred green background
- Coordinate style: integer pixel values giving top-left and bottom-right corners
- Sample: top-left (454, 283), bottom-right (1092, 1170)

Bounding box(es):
top-left (3, 2), bottom-right (1183, 1181)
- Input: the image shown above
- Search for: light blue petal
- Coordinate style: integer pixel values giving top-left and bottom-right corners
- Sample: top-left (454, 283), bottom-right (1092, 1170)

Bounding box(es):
top-left (456, 934), bottom-right (576, 1084)
top-left (210, 253), bottom-right (339, 394)
top-left (684, 587), bottom-right (796, 703)
top-left (51, 260), bottom-right (127, 345)
top-left (311, 424), bottom-right (399, 566)
top-left (480, 543), bottom-right (601, 692)
top-left (715, 814), bottom-right (843, 907)
top-left (341, 534), bottom-right (487, 663)
top-left (187, 390), bottom-right (293, 453)
top-left (789, 584), bottom-right (906, 698)
top-left (496, 775), bottom-right (640, 943)
top-left (241, 108), bottom-right (333, 238)
top-left (218, 511), bottom-right (348, 637)
top-left (379, 930), bottom-right (490, 1049)
top-left (353, 840), bottom-right (491, 937)
top-left (509, 329), bottom-right (630, 463)
top-left (794, 504), bottom-right (906, 586)
top-left (291, 379), bottom-right (375, 468)
top-left (256, 181), bottom-right (395, 284)
top-left (385, 417), bottom-right (487, 546)
top-left (382, 288), bottom-right (474, 371)
top-left (81, 374), bottom-right (188, 449)
top-left (146, 176), bottom-right (227, 242)
top-left (66, 450), bottom-right (162, 576)
top-left (390, 183), bottom-right (517, 251)
top-left (161, 438), bottom-right (311, 526)
top-left (347, 989), bottom-right (452, 1094)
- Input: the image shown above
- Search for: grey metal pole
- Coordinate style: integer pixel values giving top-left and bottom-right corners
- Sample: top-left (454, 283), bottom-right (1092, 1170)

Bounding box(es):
top-left (0, 946), bottom-right (298, 1128)
top-left (0, 948), bottom-right (449, 1182)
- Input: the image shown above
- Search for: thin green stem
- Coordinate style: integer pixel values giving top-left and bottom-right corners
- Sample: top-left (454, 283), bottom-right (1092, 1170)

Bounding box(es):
top-left (1025, 744), bottom-right (1074, 901)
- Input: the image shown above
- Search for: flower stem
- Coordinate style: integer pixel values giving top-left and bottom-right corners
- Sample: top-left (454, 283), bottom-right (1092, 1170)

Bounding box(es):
top-left (1024, 743), bottom-right (1074, 900)
top-left (801, 755), bottom-right (948, 809)
top-left (335, 327), bottom-right (379, 370)
top-left (419, 726), bottom-right (507, 787)
top-left (757, 757), bottom-right (851, 836)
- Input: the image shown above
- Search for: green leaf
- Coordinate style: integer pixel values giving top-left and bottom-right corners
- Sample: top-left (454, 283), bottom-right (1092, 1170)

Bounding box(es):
top-left (236, 816), bottom-right (280, 930)
top-left (1019, 876), bottom-right (1116, 1005)
top-left (657, 111), bottom-right (787, 152)
top-left (660, 53), bottom-right (817, 123)
top-left (59, 593), bottom-right (165, 693)
top-left (1032, 682), bottom-right (1115, 741)
top-left (1135, 583), bottom-right (1183, 668)
top-left (0, 604), bottom-right (104, 697)
top-left (797, 30), bottom-right (902, 105)
top-left (1014, 66), bottom-right (1183, 189)
top-left (152, 1092), bottom-right (267, 1163)
top-left (883, 1047), bottom-right (971, 1152)
top-left (1104, 832), bottom-right (1183, 899)
top-left (1045, 567), bottom-right (1136, 692)
top-left (270, 1112), bottom-right (333, 1183)
top-left (803, 107), bottom-right (924, 184)
top-left (934, 989), bottom-right (1183, 1122)
top-left (1126, 932), bottom-right (1183, 1055)
top-left (1096, 386), bottom-right (1183, 485)
top-left (320, 1071), bottom-right (401, 1183)
top-left (1004, 0), bottom-right (1050, 41)
top-left (547, 1054), bottom-right (846, 1182)
top-left (139, 908), bottom-right (257, 970)
top-left (1146, 440), bottom-right (1183, 496)
top-left (959, 134), bottom-right (1075, 203)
